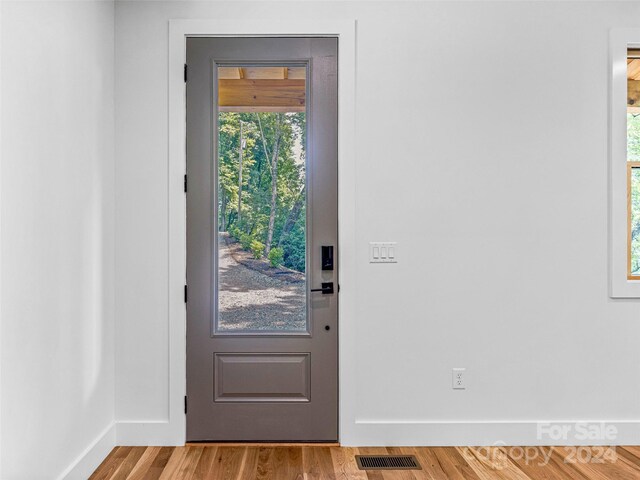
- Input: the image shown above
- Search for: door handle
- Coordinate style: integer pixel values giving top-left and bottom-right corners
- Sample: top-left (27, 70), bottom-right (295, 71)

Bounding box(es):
top-left (310, 282), bottom-right (334, 294)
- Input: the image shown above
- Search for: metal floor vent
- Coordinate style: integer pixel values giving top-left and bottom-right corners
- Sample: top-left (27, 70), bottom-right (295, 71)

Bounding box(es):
top-left (355, 455), bottom-right (421, 470)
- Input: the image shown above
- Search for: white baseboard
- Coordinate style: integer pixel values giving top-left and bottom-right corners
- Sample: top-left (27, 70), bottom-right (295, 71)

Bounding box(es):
top-left (57, 423), bottom-right (116, 480)
top-left (341, 420), bottom-right (640, 447)
top-left (115, 419), bottom-right (640, 448)
top-left (116, 421), bottom-right (184, 446)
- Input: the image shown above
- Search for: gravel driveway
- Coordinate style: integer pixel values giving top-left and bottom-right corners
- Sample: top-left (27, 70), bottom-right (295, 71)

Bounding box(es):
top-left (218, 235), bottom-right (306, 331)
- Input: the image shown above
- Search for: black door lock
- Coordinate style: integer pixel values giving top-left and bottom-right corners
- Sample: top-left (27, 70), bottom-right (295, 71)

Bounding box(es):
top-left (321, 246), bottom-right (334, 271)
top-left (311, 282), bottom-right (334, 294)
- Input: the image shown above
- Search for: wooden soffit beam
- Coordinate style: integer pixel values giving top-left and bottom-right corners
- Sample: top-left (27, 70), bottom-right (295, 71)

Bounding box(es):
top-left (218, 79), bottom-right (305, 113)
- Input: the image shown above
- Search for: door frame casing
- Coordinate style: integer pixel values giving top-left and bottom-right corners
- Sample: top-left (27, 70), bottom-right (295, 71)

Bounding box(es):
top-left (116, 19), bottom-right (356, 446)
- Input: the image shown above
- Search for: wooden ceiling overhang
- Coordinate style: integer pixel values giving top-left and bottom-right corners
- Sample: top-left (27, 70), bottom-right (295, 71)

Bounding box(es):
top-left (218, 66), bottom-right (306, 113)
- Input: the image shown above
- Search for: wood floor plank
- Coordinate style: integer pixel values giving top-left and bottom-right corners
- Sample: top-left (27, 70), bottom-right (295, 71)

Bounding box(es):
top-left (541, 447), bottom-right (591, 480)
top-left (286, 446), bottom-right (303, 479)
top-left (462, 446), bottom-right (531, 480)
top-left (429, 447), bottom-right (482, 480)
top-left (255, 446), bottom-right (275, 480)
top-left (237, 447), bottom-right (260, 479)
top-left (90, 447), bottom-right (133, 480)
top-left (174, 446), bottom-right (204, 480)
top-left (90, 445), bottom-right (640, 479)
top-left (208, 446), bottom-right (247, 480)
top-left (505, 446), bottom-right (566, 480)
top-left (301, 446), bottom-right (334, 479)
top-left (552, 446), bottom-right (639, 480)
top-left (620, 445), bottom-right (640, 458)
top-left (408, 446), bottom-right (453, 480)
top-left (267, 446), bottom-right (302, 479)
top-left (157, 447), bottom-right (189, 480)
top-left (329, 446), bottom-right (367, 480)
top-left (411, 447), bottom-right (451, 480)
top-left (611, 447), bottom-right (640, 480)
top-left (109, 447), bottom-right (147, 480)
top-left (190, 446), bottom-right (218, 480)
top-left (125, 447), bottom-right (162, 480)
top-left (140, 447), bottom-right (175, 480)
top-left (552, 447), bottom-right (614, 480)
top-left (413, 447), bottom-right (449, 480)
top-left (617, 446), bottom-right (640, 470)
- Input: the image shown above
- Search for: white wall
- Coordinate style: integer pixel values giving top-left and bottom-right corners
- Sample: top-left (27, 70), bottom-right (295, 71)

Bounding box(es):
top-left (1, 1), bottom-right (116, 478)
top-left (115, 1), bottom-right (640, 446)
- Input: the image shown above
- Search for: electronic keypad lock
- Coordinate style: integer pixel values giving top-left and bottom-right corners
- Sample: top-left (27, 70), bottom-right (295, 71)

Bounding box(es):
top-left (321, 246), bottom-right (334, 271)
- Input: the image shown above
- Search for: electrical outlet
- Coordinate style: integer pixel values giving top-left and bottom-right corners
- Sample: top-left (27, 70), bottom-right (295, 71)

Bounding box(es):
top-left (452, 368), bottom-right (466, 390)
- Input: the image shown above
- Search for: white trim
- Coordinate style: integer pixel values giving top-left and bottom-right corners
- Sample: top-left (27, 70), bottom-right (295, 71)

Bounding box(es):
top-left (58, 423), bottom-right (116, 480)
top-left (158, 18), bottom-right (357, 447)
top-left (610, 28), bottom-right (640, 297)
top-left (116, 421), bottom-right (177, 446)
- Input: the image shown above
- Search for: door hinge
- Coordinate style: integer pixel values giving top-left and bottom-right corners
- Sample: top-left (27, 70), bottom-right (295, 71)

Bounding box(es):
top-left (184, 285), bottom-right (188, 303)
top-left (184, 64), bottom-right (188, 82)
top-left (184, 395), bottom-right (188, 414)
top-left (184, 174), bottom-right (187, 193)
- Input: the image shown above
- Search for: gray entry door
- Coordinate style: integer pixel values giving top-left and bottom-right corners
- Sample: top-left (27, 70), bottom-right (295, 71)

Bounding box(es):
top-left (186, 37), bottom-right (338, 441)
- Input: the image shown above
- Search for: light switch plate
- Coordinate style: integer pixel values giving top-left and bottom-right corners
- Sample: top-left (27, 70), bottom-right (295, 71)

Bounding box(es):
top-left (369, 242), bottom-right (397, 263)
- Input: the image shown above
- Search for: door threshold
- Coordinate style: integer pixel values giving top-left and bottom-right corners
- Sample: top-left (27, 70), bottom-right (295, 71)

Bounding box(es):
top-left (186, 442), bottom-right (340, 447)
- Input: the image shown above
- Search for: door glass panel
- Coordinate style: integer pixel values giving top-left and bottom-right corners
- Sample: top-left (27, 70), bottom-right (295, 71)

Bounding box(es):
top-left (630, 165), bottom-right (640, 277)
top-left (216, 65), bottom-right (307, 332)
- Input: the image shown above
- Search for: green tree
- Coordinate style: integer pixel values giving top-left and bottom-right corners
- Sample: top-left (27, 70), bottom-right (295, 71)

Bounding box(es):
top-left (217, 111), bottom-right (306, 272)
top-left (628, 114), bottom-right (640, 161)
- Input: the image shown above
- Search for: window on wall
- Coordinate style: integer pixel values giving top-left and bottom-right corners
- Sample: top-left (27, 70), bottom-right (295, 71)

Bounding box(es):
top-left (628, 49), bottom-right (640, 279)
top-left (610, 31), bottom-right (640, 297)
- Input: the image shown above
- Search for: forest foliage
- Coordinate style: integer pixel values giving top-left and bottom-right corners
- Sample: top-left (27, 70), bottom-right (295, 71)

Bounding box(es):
top-left (218, 111), bottom-right (306, 272)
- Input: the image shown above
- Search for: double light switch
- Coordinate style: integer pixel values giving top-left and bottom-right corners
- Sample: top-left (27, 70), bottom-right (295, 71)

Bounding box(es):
top-left (369, 242), bottom-right (397, 263)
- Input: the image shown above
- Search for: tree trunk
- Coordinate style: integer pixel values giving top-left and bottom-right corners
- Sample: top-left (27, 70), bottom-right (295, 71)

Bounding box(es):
top-left (254, 113), bottom-right (270, 191)
top-left (237, 120), bottom-right (244, 225)
top-left (278, 187), bottom-right (305, 248)
top-left (265, 114), bottom-right (283, 255)
top-left (220, 190), bottom-right (227, 231)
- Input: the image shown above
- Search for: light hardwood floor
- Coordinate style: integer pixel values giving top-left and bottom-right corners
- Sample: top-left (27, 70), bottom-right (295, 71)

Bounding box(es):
top-left (89, 444), bottom-right (640, 479)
